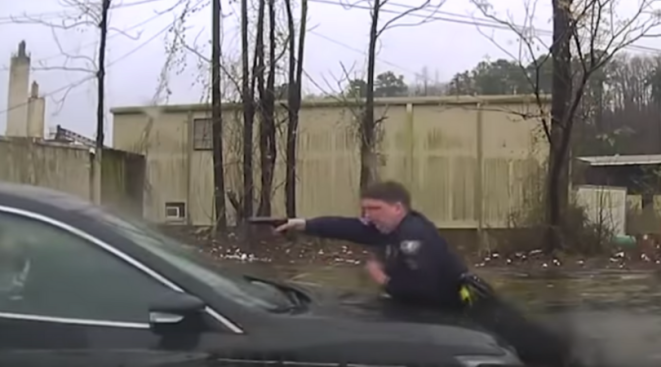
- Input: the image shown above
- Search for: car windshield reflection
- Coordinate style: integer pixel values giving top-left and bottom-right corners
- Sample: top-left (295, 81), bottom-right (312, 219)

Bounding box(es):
top-left (94, 210), bottom-right (292, 311)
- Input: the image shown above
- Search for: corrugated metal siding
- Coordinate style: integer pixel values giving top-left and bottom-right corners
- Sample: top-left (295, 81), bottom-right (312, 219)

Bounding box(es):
top-left (113, 98), bottom-right (549, 228)
top-left (296, 107), bottom-right (360, 217)
top-left (576, 185), bottom-right (627, 236)
top-left (410, 105), bottom-right (479, 227)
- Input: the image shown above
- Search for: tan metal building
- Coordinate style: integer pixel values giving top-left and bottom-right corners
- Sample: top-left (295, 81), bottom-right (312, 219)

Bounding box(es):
top-left (111, 95), bottom-right (550, 229)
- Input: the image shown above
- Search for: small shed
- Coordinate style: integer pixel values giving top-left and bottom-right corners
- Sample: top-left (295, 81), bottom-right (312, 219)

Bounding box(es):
top-left (577, 154), bottom-right (661, 208)
top-left (577, 154), bottom-right (661, 234)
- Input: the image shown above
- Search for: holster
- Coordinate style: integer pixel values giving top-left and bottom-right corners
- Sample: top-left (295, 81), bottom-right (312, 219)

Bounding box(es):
top-left (458, 273), bottom-right (496, 306)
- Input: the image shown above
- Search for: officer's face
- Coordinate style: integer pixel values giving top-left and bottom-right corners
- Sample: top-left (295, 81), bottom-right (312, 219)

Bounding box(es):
top-left (361, 199), bottom-right (406, 233)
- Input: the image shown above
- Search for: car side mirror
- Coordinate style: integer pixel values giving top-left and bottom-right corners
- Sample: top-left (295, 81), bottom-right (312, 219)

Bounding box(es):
top-left (148, 292), bottom-right (206, 333)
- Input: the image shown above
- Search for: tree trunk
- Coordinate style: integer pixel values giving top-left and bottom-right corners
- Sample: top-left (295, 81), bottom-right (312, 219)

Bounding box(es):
top-left (96, 0), bottom-right (110, 152)
top-left (284, 0), bottom-right (307, 217)
top-left (547, 0), bottom-right (573, 253)
top-left (361, 0), bottom-right (381, 191)
top-left (211, 0), bottom-right (227, 230)
top-left (257, 0), bottom-right (277, 216)
top-left (240, 0), bottom-right (255, 222)
top-left (91, 0), bottom-right (111, 205)
top-left (254, 0), bottom-right (276, 216)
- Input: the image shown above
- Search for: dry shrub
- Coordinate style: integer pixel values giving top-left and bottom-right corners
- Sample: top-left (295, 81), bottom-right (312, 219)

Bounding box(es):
top-left (490, 178), bottom-right (615, 256)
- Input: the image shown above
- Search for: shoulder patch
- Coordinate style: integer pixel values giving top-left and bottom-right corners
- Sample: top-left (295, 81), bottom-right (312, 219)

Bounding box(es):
top-left (400, 240), bottom-right (421, 254)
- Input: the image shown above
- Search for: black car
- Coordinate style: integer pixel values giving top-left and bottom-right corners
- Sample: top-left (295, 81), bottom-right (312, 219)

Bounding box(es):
top-left (0, 350), bottom-right (214, 367)
top-left (0, 183), bottom-right (523, 367)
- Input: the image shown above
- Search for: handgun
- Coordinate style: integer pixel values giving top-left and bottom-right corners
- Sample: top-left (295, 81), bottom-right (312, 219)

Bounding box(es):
top-left (247, 217), bottom-right (288, 227)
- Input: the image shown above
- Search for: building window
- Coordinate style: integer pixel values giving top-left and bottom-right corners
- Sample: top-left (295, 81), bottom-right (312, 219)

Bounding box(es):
top-left (193, 118), bottom-right (212, 150)
top-left (165, 202), bottom-right (186, 222)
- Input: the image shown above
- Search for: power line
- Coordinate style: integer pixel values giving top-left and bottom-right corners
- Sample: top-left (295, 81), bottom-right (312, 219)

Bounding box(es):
top-left (0, 0), bottom-right (189, 66)
top-left (110, 0), bottom-right (170, 9)
top-left (0, 0), bottom-right (169, 24)
top-left (309, 0), bottom-right (661, 54)
top-left (305, 13), bottom-right (507, 75)
top-left (107, 22), bottom-right (172, 67)
top-left (385, 0), bottom-right (661, 53)
top-left (41, 14), bottom-right (166, 64)
top-left (309, 0), bottom-right (528, 31)
top-left (0, 12), bottom-right (69, 26)
top-left (304, 0), bottom-right (661, 91)
top-left (308, 30), bottom-right (416, 73)
top-left (0, 13), bottom-right (166, 72)
top-left (0, 22), bottom-right (172, 116)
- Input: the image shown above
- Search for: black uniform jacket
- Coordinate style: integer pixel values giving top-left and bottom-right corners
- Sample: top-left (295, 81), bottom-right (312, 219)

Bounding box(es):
top-left (305, 211), bottom-right (468, 308)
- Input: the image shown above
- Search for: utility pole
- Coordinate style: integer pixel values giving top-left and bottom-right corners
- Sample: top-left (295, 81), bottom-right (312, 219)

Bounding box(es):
top-left (92, 0), bottom-right (111, 204)
top-left (211, 0), bottom-right (227, 230)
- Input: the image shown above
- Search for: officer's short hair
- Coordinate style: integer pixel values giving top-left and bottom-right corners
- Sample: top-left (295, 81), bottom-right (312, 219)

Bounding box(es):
top-left (360, 181), bottom-right (411, 209)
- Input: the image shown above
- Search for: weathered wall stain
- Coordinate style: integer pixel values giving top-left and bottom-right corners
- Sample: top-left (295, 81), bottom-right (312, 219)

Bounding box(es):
top-left (0, 137), bottom-right (91, 198)
top-left (0, 137), bottom-right (145, 216)
top-left (112, 96), bottom-right (551, 228)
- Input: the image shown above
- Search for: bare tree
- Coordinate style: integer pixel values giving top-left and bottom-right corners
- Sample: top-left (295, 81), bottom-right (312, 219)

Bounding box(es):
top-left (176, 26), bottom-right (243, 102)
top-left (471, 0), bottom-right (661, 252)
top-left (254, 0), bottom-right (267, 217)
top-left (96, 0), bottom-right (111, 150)
top-left (284, 0), bottom-right (308, 217)
top-left (23, 0), bottom-right (113, 201)
top-left (181, 0), bottom-right (284, 221)
top-left (256, 0), bottom-right (279, 216)
top-left (13, 0), bottom-right (191, 114)
top-left (238, 0), bottom-right (289, 220)
top-left (546, 0), bottom-right (573, 253)
top-left (591, 54), bottom-right (661, 154)
top-left (211, 0), bottom-right (227, 230)
top-left (346, 0), bottom-right (445, 189)
top-left (7, 1), bottom-right (113, 143)
top-left (240, 0), bottom-right (256, 222)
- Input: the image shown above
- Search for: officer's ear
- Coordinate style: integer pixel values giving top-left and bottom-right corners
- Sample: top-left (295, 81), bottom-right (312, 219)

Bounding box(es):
top-left (393, 201), bottom-right (408, 213)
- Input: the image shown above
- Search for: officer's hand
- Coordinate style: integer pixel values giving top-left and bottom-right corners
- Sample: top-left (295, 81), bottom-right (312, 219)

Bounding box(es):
top-left (274, 218), bottom-right (306, 233)
top-left (365, 259), bottom-right (388, 285)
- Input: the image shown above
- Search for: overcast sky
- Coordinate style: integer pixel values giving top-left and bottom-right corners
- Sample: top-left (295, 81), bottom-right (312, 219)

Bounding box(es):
top-left (0, 0), bottom-right (659, 142)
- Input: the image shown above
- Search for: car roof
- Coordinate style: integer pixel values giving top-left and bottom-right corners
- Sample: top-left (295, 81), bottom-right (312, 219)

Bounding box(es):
top-left (0, 181), bottom-right (94, 212)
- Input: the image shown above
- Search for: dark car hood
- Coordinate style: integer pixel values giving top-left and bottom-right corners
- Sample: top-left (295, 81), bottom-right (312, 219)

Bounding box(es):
top-left (0, 349), bottom-right (211, 367)
top-left (220, 320), bottom-right (516, 366)
top-left (236, 281), bottom-right (520, 364)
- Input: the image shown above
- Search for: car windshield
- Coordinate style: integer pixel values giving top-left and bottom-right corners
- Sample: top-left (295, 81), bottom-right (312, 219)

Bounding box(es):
top-left (94, 210), bottom-right (293, 311)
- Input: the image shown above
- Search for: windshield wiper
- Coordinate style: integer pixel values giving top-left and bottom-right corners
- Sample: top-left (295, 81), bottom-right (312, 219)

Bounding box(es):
top-left (244, 276), bottom-right (309, 313)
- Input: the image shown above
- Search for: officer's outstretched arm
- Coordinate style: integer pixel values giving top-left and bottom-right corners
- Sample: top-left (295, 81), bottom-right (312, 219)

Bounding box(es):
top-left (304, 217), bottom-right (385, 246)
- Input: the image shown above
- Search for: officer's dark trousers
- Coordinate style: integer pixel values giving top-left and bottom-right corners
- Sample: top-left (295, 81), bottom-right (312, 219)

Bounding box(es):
top-left (464, 294), bottom-right (576, 367)
top-left (369, 294), bottom-right (579, 367)
top-left (378, 295), bottom-right (577, 366)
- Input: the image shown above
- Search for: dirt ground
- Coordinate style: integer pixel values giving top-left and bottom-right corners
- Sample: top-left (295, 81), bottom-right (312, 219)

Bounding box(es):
top-left (160, 225), bottom-right (661, 273)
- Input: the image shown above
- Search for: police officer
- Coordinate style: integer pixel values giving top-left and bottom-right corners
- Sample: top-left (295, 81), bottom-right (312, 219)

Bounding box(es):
top-left (275, 180), bottom-right (469, 309)
top-left (276, 180), bottom-right (578, 367)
